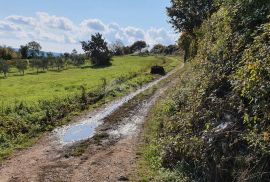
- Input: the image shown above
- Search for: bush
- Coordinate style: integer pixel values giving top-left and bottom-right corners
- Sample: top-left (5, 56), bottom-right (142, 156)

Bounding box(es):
top-left (143, 0), bottom-right (270, 181)
top-left (150, 66), bottom-right (166, 75)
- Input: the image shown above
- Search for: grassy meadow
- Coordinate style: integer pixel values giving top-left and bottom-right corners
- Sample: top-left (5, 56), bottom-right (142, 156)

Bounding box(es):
top-left (0, 55), bottom-right (179, 159)
top-left (0, 55), bottom-right (177, 108)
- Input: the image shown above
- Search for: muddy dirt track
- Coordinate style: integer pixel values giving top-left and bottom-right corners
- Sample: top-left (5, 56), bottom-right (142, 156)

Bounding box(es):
top-left (0, 64), bottom-right (183, 182)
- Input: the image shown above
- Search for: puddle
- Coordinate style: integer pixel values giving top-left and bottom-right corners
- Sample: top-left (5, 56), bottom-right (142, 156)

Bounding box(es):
top-left (54, 69), bottom-right (177, 145)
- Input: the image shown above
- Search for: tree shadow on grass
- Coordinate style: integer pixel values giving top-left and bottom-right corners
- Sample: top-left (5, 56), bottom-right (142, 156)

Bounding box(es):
top-left (12, 74), bottom-right (25, 77)
top-left (91, 63), bottom-right (113, 69)
top-left (49, 69), bottom-right (65, 73)
top-left (27, 71), bottom-right (47, 75)
top-left (81, 62), bottom-right (112, 69)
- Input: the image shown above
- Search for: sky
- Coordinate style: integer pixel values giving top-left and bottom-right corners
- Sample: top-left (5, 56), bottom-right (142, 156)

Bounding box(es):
top-left (0, 0), bottom-right (178, 53)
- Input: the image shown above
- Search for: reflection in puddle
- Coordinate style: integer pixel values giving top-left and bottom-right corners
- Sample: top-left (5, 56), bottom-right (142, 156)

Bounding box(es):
top-left (54, 68), bottom-right (176, 145)
top-left (63, 122), bottom-right (99, 143)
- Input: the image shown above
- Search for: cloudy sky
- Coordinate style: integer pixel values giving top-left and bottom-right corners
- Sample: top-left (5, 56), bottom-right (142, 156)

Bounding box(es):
top-left (0, 0), bottom-right (178, 53)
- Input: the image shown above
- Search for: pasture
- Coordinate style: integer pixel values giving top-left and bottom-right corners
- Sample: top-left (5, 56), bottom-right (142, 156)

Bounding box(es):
top-left (0, 56), bottom-right (178, 107)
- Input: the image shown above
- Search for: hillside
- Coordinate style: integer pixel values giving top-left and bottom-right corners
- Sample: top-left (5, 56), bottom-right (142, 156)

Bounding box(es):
top-left (138, 0), bottom-right (270, 181)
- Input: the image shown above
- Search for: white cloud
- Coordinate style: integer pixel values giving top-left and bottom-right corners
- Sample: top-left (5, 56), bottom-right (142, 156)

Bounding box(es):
top-left (0, 21), bottom-right (21, 31)
top-left (37, 12), bottom-right (75, 31)
top-left (124, 26), bottom-right (145, 40)
top-left (5, 15), bottom-right (36, 26)
top-left (0, 12), bottom-right (178, 52)
top-left (108, 23), bottom-right (121, 31)
top-left (80, 19), bottom-right (106, 32)
top-left (146, 28), bottom-right (177, 46)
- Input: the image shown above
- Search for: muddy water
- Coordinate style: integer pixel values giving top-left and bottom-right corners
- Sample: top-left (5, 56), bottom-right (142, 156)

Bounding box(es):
top-left (54, 70), bottom-right (176, 145)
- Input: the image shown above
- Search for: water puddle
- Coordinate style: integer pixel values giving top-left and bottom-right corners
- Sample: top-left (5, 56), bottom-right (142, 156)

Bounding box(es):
top-left (54, 69), bottom-right (177, 145)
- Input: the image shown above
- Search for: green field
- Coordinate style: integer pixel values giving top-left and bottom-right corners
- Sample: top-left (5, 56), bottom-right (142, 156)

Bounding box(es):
top-left (0, 56), bottom-right (177, 107)
top-left (0, 55), bottom-right (179, 159)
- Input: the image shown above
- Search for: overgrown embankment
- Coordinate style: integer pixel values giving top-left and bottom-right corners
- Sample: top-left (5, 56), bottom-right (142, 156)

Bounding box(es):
top-left (139, 1), bottom-right (270, 181)
top-left (0, 56), bottom-right (179, 160)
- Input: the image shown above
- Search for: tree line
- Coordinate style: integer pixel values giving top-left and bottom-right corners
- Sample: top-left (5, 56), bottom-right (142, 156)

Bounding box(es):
top-left (0, 33), bottom-right (179, 78)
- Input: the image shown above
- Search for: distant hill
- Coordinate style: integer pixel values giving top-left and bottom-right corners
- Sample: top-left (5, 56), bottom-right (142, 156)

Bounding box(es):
top-left (13, 48), bottom-right (62, 57)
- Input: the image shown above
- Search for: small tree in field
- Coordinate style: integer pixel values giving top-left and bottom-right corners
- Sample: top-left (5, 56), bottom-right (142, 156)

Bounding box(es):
top-left (16, 59), bottom-right (28, 75)
top-left (130, 41), bottom-right (147, 53)
top-left (30, 59), bottom-right (42, 74)
top-left (151, 44), bottom-right (166, 54)
top-left (55, 57), bottom-right (65, 71)
top-left (0, 59), bottom-right (9, 77)
top-left (81, 33), bottom-right (112, 66)
top-left (110, 40), bottom-right (125, 56)
top-left (70, 49), bottom-right (84, 67)
top-left (19, 45), bottom-right (29, 59)
top-left (27, 41), bottom-right (42, 58)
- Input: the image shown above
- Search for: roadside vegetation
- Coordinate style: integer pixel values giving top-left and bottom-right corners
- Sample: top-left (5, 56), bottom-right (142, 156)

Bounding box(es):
top-left (0, 29), bottom-right (179, 159)
top-left (139, 0), bottom-right (270, 181)
top-left (0, 55), bottom-right (179, 160)
top-left (0, 30), bottom-right (181, 160)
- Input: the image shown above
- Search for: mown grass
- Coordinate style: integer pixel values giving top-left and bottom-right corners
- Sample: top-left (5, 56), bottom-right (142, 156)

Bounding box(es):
top-left (0, 56), bottom-right (173, 108)
top-left (0, 55), bottom-right (180, 161)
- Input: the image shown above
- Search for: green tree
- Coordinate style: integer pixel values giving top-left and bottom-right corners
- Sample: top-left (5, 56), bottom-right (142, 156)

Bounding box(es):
top-left (167, 0), bottom-right (215, 33)
top-left (40, 58), bottom-right (49, 71)
top-left (30, 59), bottom-right (42, 74)
top-left (167, 0), bottom-right (214, 62)
top-left (130, 41), bottom-right (147, 53)
top-left (0, 59), bottom-right (9, 77)
top-left (122, 46), bottom-right (131, 55)
top-left (150, 44), bottom-right (166, 54)
top-left (19, 45), bottom-right (29, 59)
top-left (15, 59), bottom-right (28, 75)
top-left (81, 33), bottom-right (112, 66)
top-left (0, 46), bottom-right (18, 60)
top-left (110, 40), bottom-right (125, 56)
top-left (45, 53), bottom-right (54, 70)
top-left (74, 54), bottom-right (85, 67)
top-left (47, 52), bottom-right (54, 59)
top-left (164, 45), bottom-right (179, 55)
top-left (71, 49), bottom-right (81, 66)
top-left (27, 41), bottom-right (42, 58)
top-left (178, 33), bottom-right (193, 62)
top-left (55, 57), bottom-right (65, 71)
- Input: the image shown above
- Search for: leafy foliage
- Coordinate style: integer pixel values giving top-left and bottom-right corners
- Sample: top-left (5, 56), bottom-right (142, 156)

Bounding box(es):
top-left (0, 59), bottom-right (10, 77)
top-left (0, 46), bottom-right (19, 60)
top-left (19, 45), bottom-right (29, 59)
top-left (144, 0), bottom-right (270, 181)
top-left (167, 0), bottom-right (216, 33)
top-left (27, 41), bottom-right (42, 58)
top-left (15, 59), bottom-right (28, 75)
top-left (81, 33), bottom-right (112, 66)
top-left (130, 40), bottom-right (147, 53)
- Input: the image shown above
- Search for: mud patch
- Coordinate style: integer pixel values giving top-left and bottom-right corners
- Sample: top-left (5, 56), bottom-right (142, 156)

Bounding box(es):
top-left (0, 63), bottom-right (184, 182)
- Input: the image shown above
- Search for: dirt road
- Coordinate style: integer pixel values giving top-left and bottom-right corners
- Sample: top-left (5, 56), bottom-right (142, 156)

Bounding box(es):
top-left (0, 64), bottom-right (183, 182)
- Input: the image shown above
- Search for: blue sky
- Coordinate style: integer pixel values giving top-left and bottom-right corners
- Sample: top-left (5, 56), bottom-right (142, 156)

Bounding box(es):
top-left (0, 0), bottom-right (177, 52)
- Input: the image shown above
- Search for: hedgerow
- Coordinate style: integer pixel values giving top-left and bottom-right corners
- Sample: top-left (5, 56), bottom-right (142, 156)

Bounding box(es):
top-left (141, 1), bottom-right (270, 181)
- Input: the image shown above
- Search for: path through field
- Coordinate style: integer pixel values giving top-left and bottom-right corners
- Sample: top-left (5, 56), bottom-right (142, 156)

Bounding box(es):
top-left (0, 63), bottom-right (183, 182)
